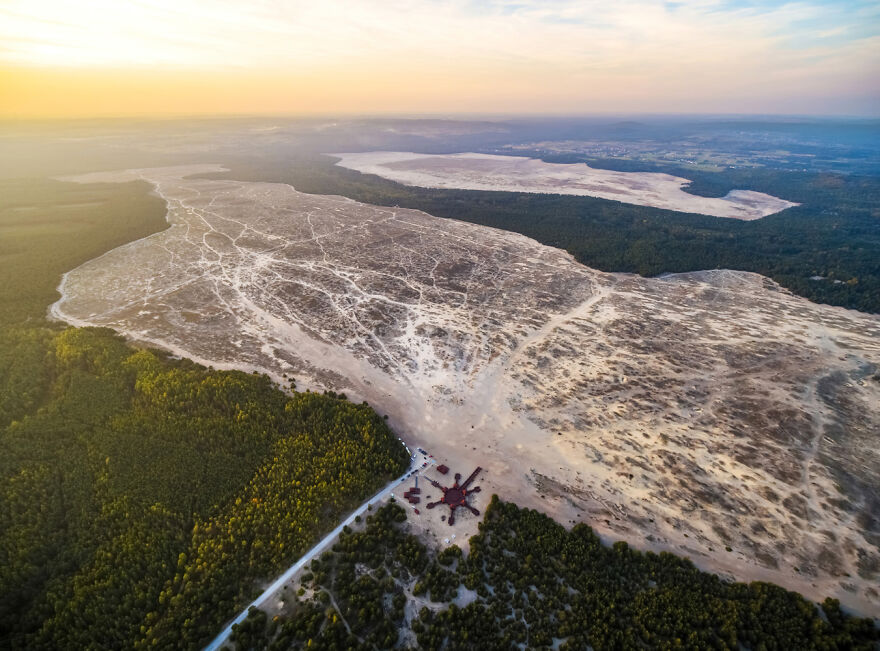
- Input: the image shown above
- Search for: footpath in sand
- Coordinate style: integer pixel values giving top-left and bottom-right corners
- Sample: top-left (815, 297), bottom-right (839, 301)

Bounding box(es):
top-left (52, 165), bottom-right (879, 616)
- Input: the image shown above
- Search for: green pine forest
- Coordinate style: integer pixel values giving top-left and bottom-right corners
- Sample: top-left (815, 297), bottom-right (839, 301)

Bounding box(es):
top-left (232, 500), bottom-right (879, 650)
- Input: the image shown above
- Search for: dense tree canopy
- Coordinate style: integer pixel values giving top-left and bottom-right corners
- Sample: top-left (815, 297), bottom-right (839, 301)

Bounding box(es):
top-left (244, 498), bottom-right (878, 650)
top-left (0, 327), bottom-right (409, 649)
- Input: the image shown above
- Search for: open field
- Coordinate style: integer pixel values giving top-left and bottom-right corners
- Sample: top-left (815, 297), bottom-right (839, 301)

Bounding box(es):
top-left (331, 152), bottom-right (799, 219)
top-left (52, 165), bottom-right (880, 615)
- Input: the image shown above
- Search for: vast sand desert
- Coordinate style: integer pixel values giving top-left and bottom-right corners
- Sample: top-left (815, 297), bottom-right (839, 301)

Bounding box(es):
top-left (52, 165), bottom-right (879, 614)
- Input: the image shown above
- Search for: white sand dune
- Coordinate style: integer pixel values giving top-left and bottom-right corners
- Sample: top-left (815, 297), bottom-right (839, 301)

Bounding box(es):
top-left (332, 151), bottom-right (799, 220)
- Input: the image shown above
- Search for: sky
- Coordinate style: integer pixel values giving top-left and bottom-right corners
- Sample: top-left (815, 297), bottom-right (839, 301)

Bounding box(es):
top-left (0, 0), bottom-right (878, 118)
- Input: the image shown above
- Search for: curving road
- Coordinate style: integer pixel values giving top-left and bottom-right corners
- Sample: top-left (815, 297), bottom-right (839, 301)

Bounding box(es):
top-left (203, 445), bottom-right (432, 651)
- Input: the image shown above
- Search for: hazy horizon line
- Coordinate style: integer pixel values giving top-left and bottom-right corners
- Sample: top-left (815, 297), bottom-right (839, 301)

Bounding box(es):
top-left (2, 111), bottom-right (878, 125)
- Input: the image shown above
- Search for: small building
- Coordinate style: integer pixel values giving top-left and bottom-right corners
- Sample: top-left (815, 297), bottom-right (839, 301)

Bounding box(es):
top-left (437, 464), bottom-right (449, 475)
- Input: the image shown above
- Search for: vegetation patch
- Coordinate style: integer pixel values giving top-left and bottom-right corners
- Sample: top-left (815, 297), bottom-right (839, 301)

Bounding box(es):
top-left (0, 327), bottom-right (409, 649)
top-left (234, 498), bottom-right (878, 650)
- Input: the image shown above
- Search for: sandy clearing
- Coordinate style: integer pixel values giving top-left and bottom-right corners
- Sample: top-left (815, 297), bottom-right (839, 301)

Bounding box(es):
top-left (331, 151), bottom-right (799, 219)
top-left (51, 165), bottom-right (879, 617)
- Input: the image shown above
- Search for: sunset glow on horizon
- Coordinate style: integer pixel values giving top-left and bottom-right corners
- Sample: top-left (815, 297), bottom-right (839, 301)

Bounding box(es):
top-left (1, 0), bottom-right (878, 118)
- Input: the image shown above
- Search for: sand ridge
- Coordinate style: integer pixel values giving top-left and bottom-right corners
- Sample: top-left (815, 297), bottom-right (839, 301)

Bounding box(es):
top-left (331, 151), bottom-right (799, 219)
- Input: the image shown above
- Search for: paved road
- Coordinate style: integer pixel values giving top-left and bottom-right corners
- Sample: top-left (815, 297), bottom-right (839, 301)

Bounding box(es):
top-left (204, 446), bottom-right (432, 651)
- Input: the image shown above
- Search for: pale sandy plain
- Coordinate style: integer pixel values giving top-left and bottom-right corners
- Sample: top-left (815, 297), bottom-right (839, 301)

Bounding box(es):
top-left (331, 151), bottom-right (799, 220)
top-left (51, 165), bottom-right (879, 616)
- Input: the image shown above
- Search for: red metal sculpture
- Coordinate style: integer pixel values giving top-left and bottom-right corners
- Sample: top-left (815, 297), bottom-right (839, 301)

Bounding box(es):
top-left (426, 467), bottom-right (482, 525)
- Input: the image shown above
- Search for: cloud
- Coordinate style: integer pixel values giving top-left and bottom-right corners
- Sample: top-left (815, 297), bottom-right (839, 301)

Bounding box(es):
top-left (0, 0), bottom-right (876, 116)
